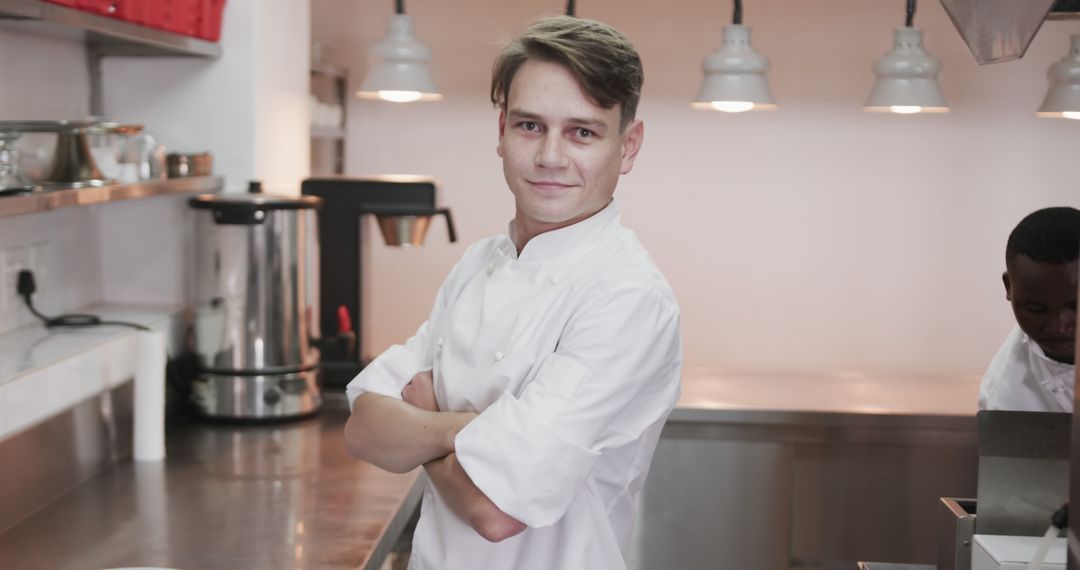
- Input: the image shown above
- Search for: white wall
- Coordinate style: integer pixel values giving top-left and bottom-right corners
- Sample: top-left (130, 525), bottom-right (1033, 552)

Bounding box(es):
top-left (97, 0), bottom-right (311, 307)
top-left (101, 0), bottom-right (311, 194)
top-left (314, 0), bottom-right (1079, 376)
top-left (0, 26), bottom-right (89, 120)
top-left (0, 1), bottom-right (311, 335)
top-left (0, 26), bottom-right (93, 333)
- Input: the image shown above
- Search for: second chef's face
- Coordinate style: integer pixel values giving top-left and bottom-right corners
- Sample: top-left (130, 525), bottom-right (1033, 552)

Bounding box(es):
top-left (497, 58), bottom-right (643, 245)
top-left (1004, 255), bottom-right (1078, 364)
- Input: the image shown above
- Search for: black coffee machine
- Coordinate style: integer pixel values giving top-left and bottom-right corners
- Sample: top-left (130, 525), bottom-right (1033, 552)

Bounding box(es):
top-left (302, 176), bottom-right (456, 387)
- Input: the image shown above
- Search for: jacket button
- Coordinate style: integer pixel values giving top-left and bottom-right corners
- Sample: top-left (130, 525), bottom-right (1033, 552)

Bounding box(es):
top-left (486, 262), bottom-right (496, 275)
top-left (494, 351), bottom-right (506, 362)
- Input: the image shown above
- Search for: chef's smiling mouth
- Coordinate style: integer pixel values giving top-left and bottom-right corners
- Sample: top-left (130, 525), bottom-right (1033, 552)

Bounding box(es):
top-left (527, 180), bottom-right (575, 189)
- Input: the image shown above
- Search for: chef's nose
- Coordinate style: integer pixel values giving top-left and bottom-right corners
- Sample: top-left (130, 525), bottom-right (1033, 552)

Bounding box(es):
top-left (1054, 309), bottom-right (1076, 335)
top-left (536, 134), bottom-right (569, 169)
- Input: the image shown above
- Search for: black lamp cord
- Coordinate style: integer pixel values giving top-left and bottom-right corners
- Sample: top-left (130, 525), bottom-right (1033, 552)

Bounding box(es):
top-left (566, 0), bottom-right (575, 17)
top-left (17, 270), bottom-right (149, 332)
top-left (732, 0), bottom-right (742, 25)
top-left (905, 0), bottom-right (916, 27)
top-left (395, 0), bottom-right (404, 15)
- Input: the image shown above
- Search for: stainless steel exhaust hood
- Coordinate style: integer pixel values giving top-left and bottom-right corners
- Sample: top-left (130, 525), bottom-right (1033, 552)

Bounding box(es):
top-left (940, 0), bottom-right (1080, 64)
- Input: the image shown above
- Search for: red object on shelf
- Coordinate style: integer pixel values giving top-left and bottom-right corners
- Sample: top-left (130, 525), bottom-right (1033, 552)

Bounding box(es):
top-left (141, 0), bottom-right (166, 29)
top-left (196, 0), bottom-right (226, 41)
top-left (107, 0), bottom-right (145, 23)
top-left (74, 0), bottom-right (113, 14)
top-left (47, 0), bottom-right (224, 41)
top-left (161, 0), bottom-right (199, 36)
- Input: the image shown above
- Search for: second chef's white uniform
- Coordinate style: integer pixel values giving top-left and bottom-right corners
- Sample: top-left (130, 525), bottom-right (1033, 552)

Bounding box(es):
top-left (979, 326), bottom-right (1075, 412)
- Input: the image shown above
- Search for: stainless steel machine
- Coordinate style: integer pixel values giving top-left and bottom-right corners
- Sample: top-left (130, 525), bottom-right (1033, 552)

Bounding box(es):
top-left (189, 184), bottom-right (323, 419)
top-left (937, 411), bottom-right (1071, 570)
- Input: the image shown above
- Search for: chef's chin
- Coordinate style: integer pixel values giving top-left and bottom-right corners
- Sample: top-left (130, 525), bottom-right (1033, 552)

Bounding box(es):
top-left (1039, 342), bottom-right (1076, 364)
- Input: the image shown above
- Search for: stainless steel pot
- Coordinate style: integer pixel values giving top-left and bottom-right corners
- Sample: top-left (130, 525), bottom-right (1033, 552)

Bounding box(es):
top-left (189, 188), bottom-right (323, 419)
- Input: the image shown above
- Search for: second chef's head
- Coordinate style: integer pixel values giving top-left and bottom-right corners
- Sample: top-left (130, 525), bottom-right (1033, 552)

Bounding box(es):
top-left (1004, 206), bottom-right (1080, 364)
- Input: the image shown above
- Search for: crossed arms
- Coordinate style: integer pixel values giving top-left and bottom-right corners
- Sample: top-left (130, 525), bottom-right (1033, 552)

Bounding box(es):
top-left (344, 282), bottom-right (682, 545)
top-left (344, 371), bottom-right (527, 542)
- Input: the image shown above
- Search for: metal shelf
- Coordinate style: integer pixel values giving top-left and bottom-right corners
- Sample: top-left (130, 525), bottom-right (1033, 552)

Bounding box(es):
top-left (310, 62), bottom-right (348, 175)
top-left (311, 126), bottom-right (345, 140)
top-left (0, 0), bottom-right (221, 58)
top-left (0, 176), bottom-right (224, 218)
top-left (311, 63), bottom-right (348, 78)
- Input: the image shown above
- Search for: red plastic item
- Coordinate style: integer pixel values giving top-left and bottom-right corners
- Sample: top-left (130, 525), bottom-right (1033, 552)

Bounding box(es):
top-left (336, 306), bottom-right (353, 334)
top-left (161, 0), bottom-right (199, 36)
top-left (104, 0), bottom-right (145, 23)
top-left (195, 0), bottom-right (226, 41)
top-left (141, 0), bottom-right (165, 29)
top-left (74, 0), bottom-right (113, 14)
top-left (48, 0), bottom-right (222, 40)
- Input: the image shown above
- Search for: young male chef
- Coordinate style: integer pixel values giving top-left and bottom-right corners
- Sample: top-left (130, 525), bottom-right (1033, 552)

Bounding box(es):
top-left (343, 15), bottom-right (682, 570)
top-left (979, 206), bottom-right (1079, 412)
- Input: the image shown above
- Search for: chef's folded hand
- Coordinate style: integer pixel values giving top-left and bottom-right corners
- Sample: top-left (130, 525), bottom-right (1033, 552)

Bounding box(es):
top-left (402, 370), bottom-right (440, 412)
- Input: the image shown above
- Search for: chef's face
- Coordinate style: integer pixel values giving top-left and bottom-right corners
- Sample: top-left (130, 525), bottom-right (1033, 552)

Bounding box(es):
top-left (1004, 256), bottom-right (1078, 364)
top-left (497, 58), bottom-right (643, 241)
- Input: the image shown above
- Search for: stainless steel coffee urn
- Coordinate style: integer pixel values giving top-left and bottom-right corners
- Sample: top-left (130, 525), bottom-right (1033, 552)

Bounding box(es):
top-left (188, 185), bottom-right (323, 419)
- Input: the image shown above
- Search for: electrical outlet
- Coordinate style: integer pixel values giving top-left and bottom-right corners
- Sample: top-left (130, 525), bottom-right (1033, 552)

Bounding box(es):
top-left (28, 242), bottom-right (49, 290)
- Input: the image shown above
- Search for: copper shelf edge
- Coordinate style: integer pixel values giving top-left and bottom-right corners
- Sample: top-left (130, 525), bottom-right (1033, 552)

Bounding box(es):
top-left (0, 176), bottom-right (224, 218)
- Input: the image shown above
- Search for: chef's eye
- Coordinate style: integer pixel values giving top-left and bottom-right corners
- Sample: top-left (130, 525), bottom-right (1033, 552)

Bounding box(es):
top-left (575, 128), bottom-right (595, 138)
top-left (520, 121), bottom-right (540, 132)
top-left (1023, 302), bottom-right (1048, 314)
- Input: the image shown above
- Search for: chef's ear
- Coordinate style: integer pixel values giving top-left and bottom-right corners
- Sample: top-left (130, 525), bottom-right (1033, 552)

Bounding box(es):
top-left (1002, 271), bottom-right (1012, 301)
top-left (619, 119), bottom-right (644, 175)
top-left (497, 109), bottom-right (507, 158)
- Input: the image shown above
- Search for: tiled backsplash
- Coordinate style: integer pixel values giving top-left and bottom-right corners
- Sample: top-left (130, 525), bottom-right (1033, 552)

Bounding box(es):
top-left (0, 207), bottom-right (102, 335)
top-left (0, 194), bottom-right (194, 337)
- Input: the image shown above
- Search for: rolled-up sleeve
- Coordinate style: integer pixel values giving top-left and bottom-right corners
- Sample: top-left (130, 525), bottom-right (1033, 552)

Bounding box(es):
top-left (454, 283), bottom-right (682, 527)
top-left (345, 333), bottom-right (430, 408)
top-left (345, 249), bottom-right (475, 409)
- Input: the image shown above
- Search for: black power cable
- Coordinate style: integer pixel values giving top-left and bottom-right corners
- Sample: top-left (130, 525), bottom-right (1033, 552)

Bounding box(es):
top-left (566, 0), bottom-right (575, 17)
top-left (395, 0), bottom-right (405, 15)
top-left (17, 270), bottom-right (149, 332)
top-left (733, 0), bottom-right (743, 25)
top-left (905, 0), bottom-right (916, 27)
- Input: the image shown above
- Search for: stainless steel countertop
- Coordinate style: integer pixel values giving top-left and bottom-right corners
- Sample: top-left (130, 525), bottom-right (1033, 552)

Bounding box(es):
top-left (0, 370), bottom-right (979, 569)
top-left (676, 367), bottom-right (981, 418)
top-left (0, 393), bottom-right (422, 570)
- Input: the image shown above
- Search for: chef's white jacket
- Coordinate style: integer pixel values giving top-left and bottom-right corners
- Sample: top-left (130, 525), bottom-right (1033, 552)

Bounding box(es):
top-left (979, 326), bottom-right (1075, 412)
top-left (347, 201), bottom-right (682, 570)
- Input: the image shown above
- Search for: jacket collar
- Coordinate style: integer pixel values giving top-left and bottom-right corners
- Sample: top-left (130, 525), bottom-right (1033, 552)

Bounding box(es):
top-left (502, 200), bottom-right (620, 263)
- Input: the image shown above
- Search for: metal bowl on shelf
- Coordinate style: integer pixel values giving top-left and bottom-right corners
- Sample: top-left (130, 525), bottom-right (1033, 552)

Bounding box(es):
top-left (0, 120), bottom-right (129, 190)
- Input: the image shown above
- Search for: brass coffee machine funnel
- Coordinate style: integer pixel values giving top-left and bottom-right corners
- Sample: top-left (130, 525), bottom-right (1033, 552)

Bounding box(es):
top-left (366, 205), bottom-right (457, 247)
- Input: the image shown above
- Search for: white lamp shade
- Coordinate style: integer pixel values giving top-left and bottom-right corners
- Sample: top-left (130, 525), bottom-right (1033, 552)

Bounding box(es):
top-left (357, 14), bottom-right (442, 102)
top-left (1037, 34), bottom-right (1080, 119)
top-left (692, 25), bottom-right (776, 112)
top-left (865, 28), bottom-right (948, 113)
